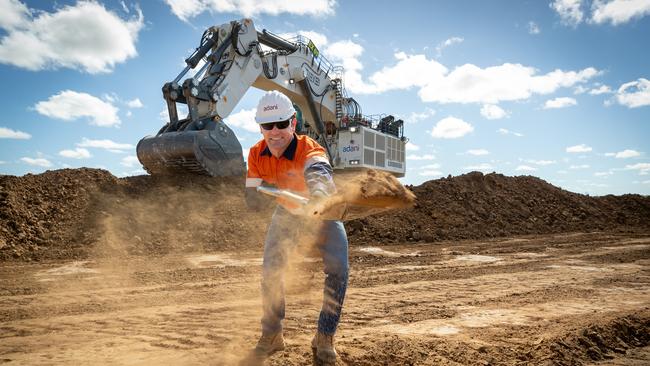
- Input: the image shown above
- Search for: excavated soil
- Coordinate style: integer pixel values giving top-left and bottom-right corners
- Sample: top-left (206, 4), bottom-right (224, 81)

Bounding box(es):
top-left (1, 168), bottom-right (649, 365)
top-left (315, 169), bottom-right (416, 220)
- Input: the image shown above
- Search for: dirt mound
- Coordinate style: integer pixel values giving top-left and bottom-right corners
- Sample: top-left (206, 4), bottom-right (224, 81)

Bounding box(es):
top-left (537, 311), bottom-right (650, 365)
top-left (0, 169), bottom-right (118, 260)
top-left (1, 169), bottom-right (649, 261)
top-left (0, 170), bottom-right (270, 261)
top-left (347, 171), bottom-right (650, 244)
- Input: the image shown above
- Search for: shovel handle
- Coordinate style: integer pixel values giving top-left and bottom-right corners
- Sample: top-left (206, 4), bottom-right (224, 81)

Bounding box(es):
top-left (256, 186), bottom-right (310, 206)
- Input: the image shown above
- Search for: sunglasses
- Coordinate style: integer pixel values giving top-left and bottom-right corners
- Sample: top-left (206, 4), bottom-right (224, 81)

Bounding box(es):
top-left (261, 119), bottom-right (291, 130)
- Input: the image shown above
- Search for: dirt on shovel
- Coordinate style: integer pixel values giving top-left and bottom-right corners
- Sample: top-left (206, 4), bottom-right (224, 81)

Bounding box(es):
top-left (313, 169), bottom-right (416, 221)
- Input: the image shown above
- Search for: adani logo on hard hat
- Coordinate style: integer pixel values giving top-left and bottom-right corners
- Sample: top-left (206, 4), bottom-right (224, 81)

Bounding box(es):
top-left (263, 104), bottom-right (278, 111)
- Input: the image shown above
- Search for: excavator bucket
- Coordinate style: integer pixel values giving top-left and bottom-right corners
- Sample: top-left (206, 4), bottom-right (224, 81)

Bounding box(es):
top-left (136, 120), bottom-right (245, 177)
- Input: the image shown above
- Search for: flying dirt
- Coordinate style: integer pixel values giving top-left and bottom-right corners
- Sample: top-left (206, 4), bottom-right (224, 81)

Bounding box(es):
top-left (1, 168), bottom-right (649, 365)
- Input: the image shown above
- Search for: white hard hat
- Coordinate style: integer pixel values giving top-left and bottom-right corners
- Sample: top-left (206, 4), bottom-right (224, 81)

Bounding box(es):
top-left (255, 90), bottom-right (296, 124)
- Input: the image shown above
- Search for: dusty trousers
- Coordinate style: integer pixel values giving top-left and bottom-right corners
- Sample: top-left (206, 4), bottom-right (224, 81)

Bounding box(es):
top-left (260, 206), bottom-right (349, 335)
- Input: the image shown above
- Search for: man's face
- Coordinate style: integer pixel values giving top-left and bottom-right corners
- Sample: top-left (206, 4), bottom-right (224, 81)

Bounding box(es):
top-left (260, 117), bottom-right (296, 157)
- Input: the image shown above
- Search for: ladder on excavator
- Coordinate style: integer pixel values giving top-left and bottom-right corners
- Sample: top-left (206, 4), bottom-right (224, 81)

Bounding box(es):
top-left (332, 66), bottom-right (345, 123)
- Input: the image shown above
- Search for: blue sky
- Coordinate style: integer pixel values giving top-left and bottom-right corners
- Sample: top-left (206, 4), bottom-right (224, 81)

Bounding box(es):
top-left (1, 0), bottom-right (649, 195)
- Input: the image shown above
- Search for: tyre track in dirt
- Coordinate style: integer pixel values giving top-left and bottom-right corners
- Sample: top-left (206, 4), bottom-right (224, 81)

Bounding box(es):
top-left (0, 232), bottom-right (648, 365)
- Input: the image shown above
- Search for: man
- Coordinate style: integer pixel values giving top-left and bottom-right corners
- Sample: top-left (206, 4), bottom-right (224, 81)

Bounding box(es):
top-left (245, 90), bottom-right (348, 365)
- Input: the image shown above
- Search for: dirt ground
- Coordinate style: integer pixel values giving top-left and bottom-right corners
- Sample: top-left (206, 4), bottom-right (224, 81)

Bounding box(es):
top-left (0, 169), bottom-right (649, 365)
top-left (0, 232), bottom-right (648, 365)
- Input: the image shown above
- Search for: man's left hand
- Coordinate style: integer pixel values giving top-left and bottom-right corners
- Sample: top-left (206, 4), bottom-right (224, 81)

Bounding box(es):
top-left (306, 190), bottom-right (328, 218)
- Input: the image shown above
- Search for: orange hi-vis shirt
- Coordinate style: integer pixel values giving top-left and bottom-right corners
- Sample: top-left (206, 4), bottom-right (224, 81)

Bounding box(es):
top-left (246, 134), bottom-right (330, 212)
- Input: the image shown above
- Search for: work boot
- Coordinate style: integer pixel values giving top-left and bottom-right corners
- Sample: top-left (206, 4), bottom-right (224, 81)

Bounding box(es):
top-left (311, 332), bottom-right (337, 365)
top-left (253, 331), bottom-right (285, 357)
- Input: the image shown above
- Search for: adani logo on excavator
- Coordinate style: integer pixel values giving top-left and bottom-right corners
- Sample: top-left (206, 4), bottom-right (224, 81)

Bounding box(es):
top-left (342, 145), bottom-right (360, 153)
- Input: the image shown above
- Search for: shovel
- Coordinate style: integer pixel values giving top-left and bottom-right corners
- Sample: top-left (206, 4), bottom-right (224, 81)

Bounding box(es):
top-left (256, 185), bottom-right (413, 221)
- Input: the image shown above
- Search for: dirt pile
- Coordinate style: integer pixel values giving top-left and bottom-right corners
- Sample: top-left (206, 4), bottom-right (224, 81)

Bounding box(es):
top-left (348, 171), bottom-right (650, 244)
top-left (1, 169), bottom-right (649, 261)
top-left (0, 170), bottom-right (271, 261)
top-left (0, 169), bottom-right (118, 259)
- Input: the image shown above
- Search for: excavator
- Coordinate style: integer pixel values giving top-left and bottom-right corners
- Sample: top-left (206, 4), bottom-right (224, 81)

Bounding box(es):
top-left (136, 18), bottom-right (407, 179)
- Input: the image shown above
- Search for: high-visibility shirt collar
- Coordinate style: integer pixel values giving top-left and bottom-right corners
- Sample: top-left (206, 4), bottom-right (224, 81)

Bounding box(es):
top-left (260, 134), bottom-right (298, 160)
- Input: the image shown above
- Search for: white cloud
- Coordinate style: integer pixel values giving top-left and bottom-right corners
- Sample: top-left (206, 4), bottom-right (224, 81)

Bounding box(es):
top-left (419, 170), bottom-right (443, 177)
top-left (419, 63), bottom-right (598, 104)
top-left (550, 0), bottom-right (584, 26)
top-left (328, 40), bottom-right (598, 104)
top-left (525, 159), bottom-right (556, 165)
top-left (435, 36), bottom-right (463, 57)
top-left (591, 0), bottom-right (650, 25)
top-left (20, 156), bottom-right (52, 167)
top-left (373, 52), bottom-right (448, 93)
top-left (0, 0), bottom-right (30, 30)
top-left (165, 0), bottom-right (336, 21)
top-left (159, 104), bottom-right (189, 122)
top-left (417, 163), bottom-right (442, 176)
top-left (480, 104), bottom-right (508, 119)
top-left (498, 128), bottom-right (523, 137)
top-left (35, 90), bottom-right (120, 127)
top-left (405, 142), bottom-right (420, 151)
top-left (570, 164), bottom-right (590, 169)
top-left (421, 163), bottom-right (441, 170)
top-left (625, 162), bottom-right (650, 173)
top-left (544, 97), bottom-right (577, 109)
top-left (0, 126), bottom-right (31, 139)
top-left (59, 147), bottom-right (91, 159)
top-left (467, 149), bottom-right (489, 156)
top-left (120, 155), bottom-right (140, 167)
top-left (126, 98), bottom-right (143, 108)
top-left (279, 30), bottom-right (328, 49)
top-left (608, 149), bottom-right (641, 158)
top-left (574, 85), bottom-right (588, 94)
top-left (464, 163), bottom-right (494, 172)
top-left (224, 108), bottom-right (259, 133)
top-left (431, 116), bottom-right (473, 139)
top-left (407, 154), bottom-right (435, 161)
top-left (594, 171), bottom-right (613, 177)
top-left (0, 1), bottom-right (143, 73)
top-left (404, 107), bottom-right (436, 123)
top-left (615, 78), bottom-right (650, 108)
top-left (566, 144), bottom-right (592, 153)
top-left (77, 138), bottom-right (133, 152)
top-left (589, 85), bottom-right (612, 95)
top-left (528, 21), bottom-right (541, 34)
top-left (552, 0), bottom-right (650, 26)
top-left (516, 165), bottom-right (537, 171)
